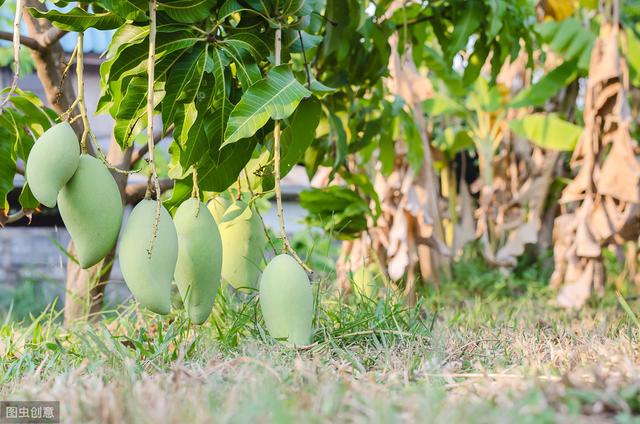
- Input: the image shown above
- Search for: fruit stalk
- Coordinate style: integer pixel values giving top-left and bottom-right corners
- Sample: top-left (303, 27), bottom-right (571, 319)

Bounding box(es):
top-left (76, 31), bottom-right (89, 153)
top-left (145, 0), bottom-right (161, 258)
top-left (272, 25), bottom-right (311, 273)
top-left (0, 0), bottom-right (22, 110)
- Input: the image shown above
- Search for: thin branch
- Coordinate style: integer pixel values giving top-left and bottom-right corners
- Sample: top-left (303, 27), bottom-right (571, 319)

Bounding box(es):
top-left (0, 0), bottom-right (24, 110)
top-left (0, 30), bottom-right (43, 52)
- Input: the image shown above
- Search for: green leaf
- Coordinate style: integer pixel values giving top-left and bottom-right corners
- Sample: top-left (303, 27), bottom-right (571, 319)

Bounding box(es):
top-left (114, 77), bottom-right (166, 148)
top-left (280, 98), bottom-right (322, 176)
top-left (180, 74), bottom-right (216, 169)
top-left (100, 0), bottom-right (147, 21)
top-left (9, 91), bottom-right (54, 137)
top-left (328, 111), bottom-right (347, 168)
top-left (222, 32), bottom-right (270, 61)
top-left (163, 178), bottom-right (192, 214)
top-left (433, 127), bottom-right (474, 156)
top-left (197, 138), bottom-right (258, 192)
top-left (299, 186), bottom-right (369, 239)
top-left (109, 31), bottom-right (199, 81)
top-left (219, 44), bottom-right (262, 89)
top-left (536, 18), bottom-right (595, 71)
top-left (114, 78), bottom-right (148, 148)
top-left (27, 7), bottom-right (124, 31)
top-left (509, 61), bottom-right (578, 108)
top-left (510, 113), bottom-right (582, 152)
top-left (423, 94), bottom-right (466, 117)
top-left (158, 0), bottom-right (215, 23)
top-left (626, 27), bottom-right (640, 87)
top-left (447, 5), bottom-right (482, 61)
top-left (162, 46), bottom-right (207, 129)
top-left (19, 183), bottom-right (39, 210)
top-left (0, 128), bottom-right (15, 211)
top-left (223, 65), bottom-right (311, 146)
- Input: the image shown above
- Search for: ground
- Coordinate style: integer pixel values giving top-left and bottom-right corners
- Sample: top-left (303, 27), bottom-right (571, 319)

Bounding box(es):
top-left (1, 254), bottom-right (639, 423)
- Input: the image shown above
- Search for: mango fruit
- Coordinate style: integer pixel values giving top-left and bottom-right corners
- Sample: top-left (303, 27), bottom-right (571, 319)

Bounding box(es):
top-left (57, 154), bottom-right (123, 268)
top-left (119, 199), bottom-right (178, 315)
top-left (259, 254), bottom-right (313, 345)
top-left (174, 198), bottom-right (223, 324)
top-left (208, 200), bottom-right (266, 291)
top-left (207, 196), bottom-right (230, 222)
top-left (26, 122), bottom-right (80, 208)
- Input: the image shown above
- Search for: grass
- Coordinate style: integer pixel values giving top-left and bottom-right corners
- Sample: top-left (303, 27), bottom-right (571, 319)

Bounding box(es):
top-left (1, 252), bottom-right (640, 423)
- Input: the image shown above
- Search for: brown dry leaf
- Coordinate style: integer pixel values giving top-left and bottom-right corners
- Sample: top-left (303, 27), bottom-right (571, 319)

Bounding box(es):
top-left (552, 22), bottom-right (640, 308)
top-left (495, 220), bottom-right (539, 266)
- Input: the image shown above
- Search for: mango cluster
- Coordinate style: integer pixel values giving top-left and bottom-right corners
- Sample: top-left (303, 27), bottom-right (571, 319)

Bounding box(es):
top-left (26, 123), bottom-right (313, 341)
top-left (26, 122), bottom-right (123, 268)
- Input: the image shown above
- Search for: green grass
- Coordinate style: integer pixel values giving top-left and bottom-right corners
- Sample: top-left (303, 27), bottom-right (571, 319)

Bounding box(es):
top-left (1, 254), bottom-right (640, 423)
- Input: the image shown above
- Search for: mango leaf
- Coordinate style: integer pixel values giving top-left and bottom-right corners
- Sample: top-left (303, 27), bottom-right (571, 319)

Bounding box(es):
top-left (162, 46), bottom-right (207, 129)
top-left (0, 128), bottom-right (15, 211)
top-left (219, 44), bottom-right (262, 89)
top-left (222, 32), bottom-right (270, 61)
top-left (27, 7), bottom-right (124, 31)
top-left (510, 113), bottom-right (582, 151)
top-left (446, 5), bottom-right (482, 61)
top-left (223, 65), bottom-right (311, 146)
top-left (509, 61), bottom-right (578, 108)
top-left (163, 178), bottom-right (192, 214)
top-left (422, 46), bottom-right (464, 96)
top-left (197, 138), bottom-right (258, 192)
top-left (329, 111), bottom-right (347, 168)
top-left (180, 74), bottom-right (216, 169)
top-left (9, 90), bottom-right (54, 137)
top-left (284, 30), bottom-right (323, 53)
top-left (114, 77), bottom-right (166, 148)
top-left (100, 0), bottom-right (147, 21)
top-left (19, 183), bottom-right (39, 210)
top-left (158, 0), bottom-right (215, 23)
top-left (109, 31), bottom-right (199, 81)
top-left (280, 98), bottom-right (322, 176)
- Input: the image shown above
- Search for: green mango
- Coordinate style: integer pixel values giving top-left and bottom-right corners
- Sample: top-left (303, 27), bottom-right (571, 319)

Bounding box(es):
top-left (119, 199), bottom-right (178, 315)
top-left (259, 254), bottom-right (313, 346)
top-left (207, 196), bottom-right (230, 222)
top-left (57, 154), bottom-right (123, 268)
top-left (208, 200), bottom-right (266, 291)
top-left (26, 122), bottom-right (79, 208)
top-left (174, 198), bottom-right (223, 324)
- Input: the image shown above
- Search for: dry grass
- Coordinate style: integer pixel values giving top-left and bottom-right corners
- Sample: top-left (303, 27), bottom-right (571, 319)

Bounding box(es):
top-left (2, 268), bottom-right (640, 423)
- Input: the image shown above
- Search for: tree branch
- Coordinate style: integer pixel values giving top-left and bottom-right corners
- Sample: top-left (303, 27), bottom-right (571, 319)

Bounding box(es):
top-left (0, 30), bottom-right (43, 52)
top-left (125, 178), bottom-right (173, 204)
top-left (40, 27), bottom-right (67, 48)
top-left (0, 209), bottom-right (30, 227)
